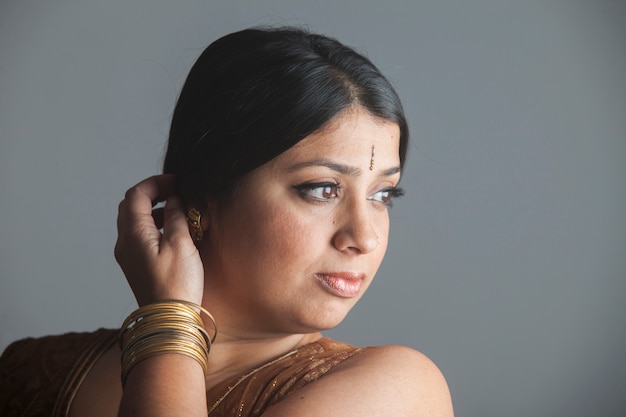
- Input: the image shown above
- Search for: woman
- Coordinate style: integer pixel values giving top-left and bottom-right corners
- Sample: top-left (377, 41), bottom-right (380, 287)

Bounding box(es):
top-left (0, 27), bottom-right (453, 416)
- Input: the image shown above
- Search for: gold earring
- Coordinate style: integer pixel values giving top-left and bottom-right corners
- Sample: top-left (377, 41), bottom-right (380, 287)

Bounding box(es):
top-left (187, 208), bottom-right (203, 242)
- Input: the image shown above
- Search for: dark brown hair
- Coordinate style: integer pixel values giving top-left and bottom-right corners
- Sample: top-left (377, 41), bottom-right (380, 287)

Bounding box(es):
top-left (163, 26), bottom-right (408, 209)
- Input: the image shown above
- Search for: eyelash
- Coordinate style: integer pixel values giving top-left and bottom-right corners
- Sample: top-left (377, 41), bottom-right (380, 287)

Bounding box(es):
top-left (369, 186), bottom-right (405, 207)
top-left (292, 182), bottom-right (405, 207)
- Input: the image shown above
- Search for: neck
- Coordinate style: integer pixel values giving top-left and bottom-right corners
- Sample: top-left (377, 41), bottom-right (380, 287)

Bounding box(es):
top-left (204, 330), bottom-right (323, 390)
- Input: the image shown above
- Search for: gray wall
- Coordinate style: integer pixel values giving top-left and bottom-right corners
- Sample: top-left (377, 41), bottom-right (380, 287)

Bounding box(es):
top-left (1, 1), bottom-right (624, 416)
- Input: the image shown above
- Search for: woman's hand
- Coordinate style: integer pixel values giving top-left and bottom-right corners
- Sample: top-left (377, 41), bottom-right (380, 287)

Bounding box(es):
top-left (114, 175), bottom-right (204, 306)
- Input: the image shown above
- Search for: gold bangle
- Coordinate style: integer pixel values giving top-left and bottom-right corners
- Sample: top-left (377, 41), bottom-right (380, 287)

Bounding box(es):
top-left (122, 319), bottom-right (210, 346)
top-left (161, 300), bottom-right (218, 343)
top-left (121, 300), bottom-right (217, 343)
top-left (119, 300), bottom-right (217, 386)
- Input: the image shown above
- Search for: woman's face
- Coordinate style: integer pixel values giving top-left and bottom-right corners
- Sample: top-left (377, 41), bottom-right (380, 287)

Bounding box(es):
top-left (201, 107), bottom-right (402, 338)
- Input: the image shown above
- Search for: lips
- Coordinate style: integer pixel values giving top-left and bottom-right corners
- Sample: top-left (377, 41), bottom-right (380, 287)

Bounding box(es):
top-left (315, 272), bottom-right (364, 298)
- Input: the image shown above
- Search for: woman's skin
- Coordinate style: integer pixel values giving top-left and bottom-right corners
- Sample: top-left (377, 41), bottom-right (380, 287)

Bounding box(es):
top-left (69, 107), bottom-right (454, 417)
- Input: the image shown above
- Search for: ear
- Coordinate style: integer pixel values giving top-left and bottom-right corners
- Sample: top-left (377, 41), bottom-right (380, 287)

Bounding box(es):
top-left (201, 201), bottom-right (220, 233)
top-left (197, 203), bottom-right (218, 254)
top-left (200, 208), bottom-right (210, 231)
top-left (186, 207), bottom-right (205, 243)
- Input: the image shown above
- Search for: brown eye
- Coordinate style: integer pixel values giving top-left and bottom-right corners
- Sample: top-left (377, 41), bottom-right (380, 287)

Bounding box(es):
top-left (320, 185), bottom-right (336, 199)
top-left (379, 190), bottom-right (392, 204)
top-left (368, 187), bottom-right (404, 207)
top-left (293, 182), bottom-right (340, 202)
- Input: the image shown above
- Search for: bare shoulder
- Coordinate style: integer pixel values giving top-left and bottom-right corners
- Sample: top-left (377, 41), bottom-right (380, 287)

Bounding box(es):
top-left (264, 344), bottom-right (454, 417)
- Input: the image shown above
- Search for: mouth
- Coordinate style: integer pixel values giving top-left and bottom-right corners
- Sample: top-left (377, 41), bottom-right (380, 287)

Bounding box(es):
top-left (314, 272), bottom-right (364, 298)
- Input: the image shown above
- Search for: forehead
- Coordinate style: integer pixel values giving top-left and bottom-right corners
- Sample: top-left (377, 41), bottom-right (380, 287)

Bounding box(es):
top-left (234, 108), bottom-right (402, 196)
top-left (288, 109), bottom-right (401, 159)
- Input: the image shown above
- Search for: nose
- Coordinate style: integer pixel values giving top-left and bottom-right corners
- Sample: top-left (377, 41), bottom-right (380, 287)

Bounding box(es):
top-left (332, 199), bottom-right (380, 255)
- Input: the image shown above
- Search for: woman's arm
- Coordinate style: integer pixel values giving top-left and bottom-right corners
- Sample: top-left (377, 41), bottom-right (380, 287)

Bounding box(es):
top-left (114, 175), bottom-right (208, 417)
top-left (118, 355), bottom-right (207, 417)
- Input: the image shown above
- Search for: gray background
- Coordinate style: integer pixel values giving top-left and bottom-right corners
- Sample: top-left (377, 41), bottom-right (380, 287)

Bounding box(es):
top-left (1, 1), bottom-right (625, 416)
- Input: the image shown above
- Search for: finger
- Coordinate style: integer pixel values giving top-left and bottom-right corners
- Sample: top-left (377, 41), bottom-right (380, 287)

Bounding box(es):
top-left (127, 174), bottom-right (177, 209)
top-left (162, 196), bottom-right (194, 243)
top-left (117, 175), bottom-right (177, 234)
top-left (152, 207), bottom-right (165, 230)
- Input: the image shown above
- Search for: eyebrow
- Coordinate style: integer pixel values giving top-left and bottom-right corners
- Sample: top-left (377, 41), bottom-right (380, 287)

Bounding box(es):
top-left (286, 159), bottom-right (401, 177)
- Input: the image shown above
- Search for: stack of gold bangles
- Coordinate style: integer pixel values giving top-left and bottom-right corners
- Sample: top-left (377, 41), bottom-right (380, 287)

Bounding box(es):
top-left (119, 300), bottom-right (217, 385)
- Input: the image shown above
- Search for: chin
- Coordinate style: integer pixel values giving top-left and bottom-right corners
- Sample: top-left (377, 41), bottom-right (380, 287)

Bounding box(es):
top-left (289, 302), bottom-right (354, 333)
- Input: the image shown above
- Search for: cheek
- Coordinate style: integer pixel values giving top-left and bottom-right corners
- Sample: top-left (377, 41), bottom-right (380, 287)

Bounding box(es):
top-left (234, 200), bottom-right (326, 270)
top-left (272, 211), bottom-right (324, 254)
top-left (380, 216), bottom-right (391, 246)
top-left (370, 210), bottom-right (391, 264)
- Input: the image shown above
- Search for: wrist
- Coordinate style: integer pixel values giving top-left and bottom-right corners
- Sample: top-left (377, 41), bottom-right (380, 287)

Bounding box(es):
top-left (119, 300), bottom-right (217, 385)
